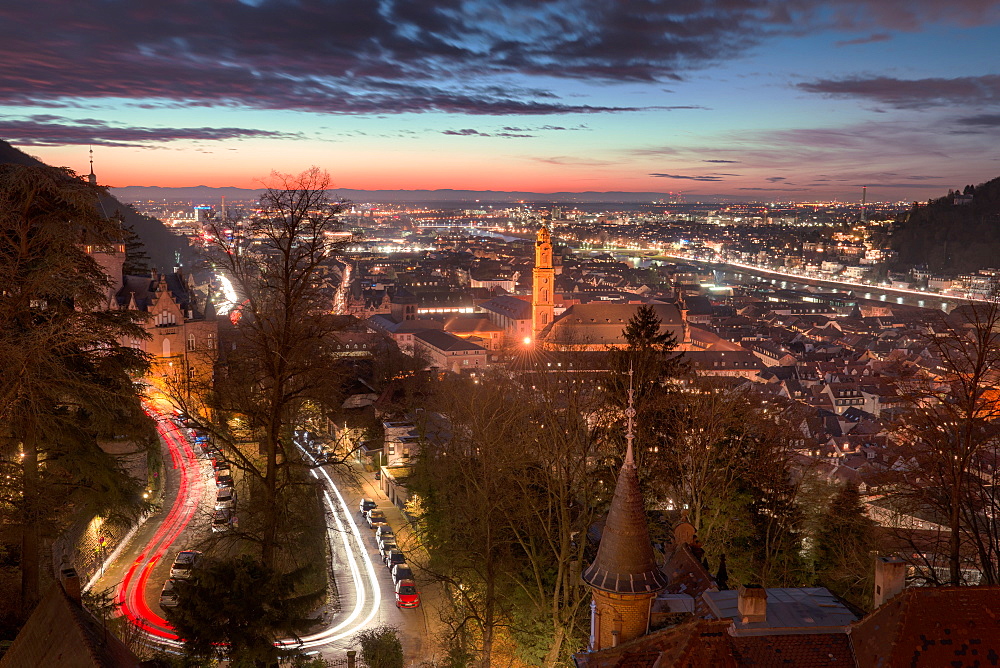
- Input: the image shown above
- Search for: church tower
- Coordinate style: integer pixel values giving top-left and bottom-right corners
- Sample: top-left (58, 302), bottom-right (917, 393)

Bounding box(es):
top-left (87, 146), bottom-right (97, 186)
top-left (532, 223), bottom-right (555, 344)
top-left (582, 371), bottom-right (668, 651)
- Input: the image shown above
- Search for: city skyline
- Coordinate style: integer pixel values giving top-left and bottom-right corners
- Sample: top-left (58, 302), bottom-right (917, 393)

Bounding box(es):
top-left (2, 1), bottom-right (1000, 199)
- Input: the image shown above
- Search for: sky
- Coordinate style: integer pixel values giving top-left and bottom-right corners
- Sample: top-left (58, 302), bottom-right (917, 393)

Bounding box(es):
top-left (2, 0), bottom-right (1000, 200)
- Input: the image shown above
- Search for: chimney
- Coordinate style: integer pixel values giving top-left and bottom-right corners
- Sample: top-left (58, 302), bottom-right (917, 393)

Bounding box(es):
top-left (737, 584), bottom-right (767, 624)
top-left (60, 566), bottom-right (82, 604)
top-left (873, 555), bottom-right (907, 607)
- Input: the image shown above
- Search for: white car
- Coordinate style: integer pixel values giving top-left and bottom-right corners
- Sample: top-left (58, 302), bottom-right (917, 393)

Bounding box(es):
top-left (169, 550), bottom-right (202, 579)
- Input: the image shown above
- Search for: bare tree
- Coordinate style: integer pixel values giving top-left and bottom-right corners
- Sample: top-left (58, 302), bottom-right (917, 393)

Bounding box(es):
top-left (882, 301), bottom-right (1000, 585)
top-left (195, 168), bottom-right (350, 567)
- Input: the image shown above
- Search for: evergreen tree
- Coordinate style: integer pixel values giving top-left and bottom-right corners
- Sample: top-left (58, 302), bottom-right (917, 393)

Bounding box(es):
top-left (622, 304), bottom-right (673, 350)
top-left (166, 555), bottom-right (323, 665)
top-left (120, 221), bottom-right (151, 276)
top-left (813, 483), bottom-right (880, 609)
top-left (608, 304), bottom-right (686, 408)
top-left (354, 625), bottom-right (405, 668)
top-left (0, 164), bottom-right (153, 618)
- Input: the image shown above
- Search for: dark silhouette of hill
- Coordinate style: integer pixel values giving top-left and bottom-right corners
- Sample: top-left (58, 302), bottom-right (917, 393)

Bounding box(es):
top-left (890, 176), bottom-right (1000, 274)
top-left (0, 140), bottom-right (191, 270)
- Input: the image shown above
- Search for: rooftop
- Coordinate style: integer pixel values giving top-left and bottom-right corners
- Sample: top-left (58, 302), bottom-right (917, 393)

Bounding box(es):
top-left (703, 587), bottom-right (857, 636)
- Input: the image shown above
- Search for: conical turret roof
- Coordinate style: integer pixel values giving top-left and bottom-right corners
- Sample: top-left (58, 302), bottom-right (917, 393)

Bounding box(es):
top-left (582, 455), bottom-right (669, 594)
top-left (582, 378), bottom-right (668, 595)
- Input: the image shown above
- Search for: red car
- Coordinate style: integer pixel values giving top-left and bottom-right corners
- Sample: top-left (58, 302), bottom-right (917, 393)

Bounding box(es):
top-left (395, 579), bottom-right (420, 608)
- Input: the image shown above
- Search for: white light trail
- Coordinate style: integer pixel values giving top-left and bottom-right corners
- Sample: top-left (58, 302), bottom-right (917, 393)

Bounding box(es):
top-left (290, 446), bottom-right (382, 650)
top-left (216, 274), bottom-right (239, 315)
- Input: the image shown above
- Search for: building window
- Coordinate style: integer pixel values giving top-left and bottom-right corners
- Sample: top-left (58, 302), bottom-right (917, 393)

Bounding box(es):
top-left (187, 334), bottom-right (196, 351)
top-left (388, 443), bottom-right (396, 456)
top-left (162, 337), bottom-right (171, 357)
top-left (207, 333), bottom-right (216, 349)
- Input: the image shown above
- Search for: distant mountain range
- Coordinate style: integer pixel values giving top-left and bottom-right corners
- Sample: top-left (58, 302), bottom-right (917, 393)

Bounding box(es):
top-left (0, 140), bottom-right (192, 270)
top-left (111, 185), bottom-right (679, 205)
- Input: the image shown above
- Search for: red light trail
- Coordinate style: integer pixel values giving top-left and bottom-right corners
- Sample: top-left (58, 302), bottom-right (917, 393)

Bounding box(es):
top-left (117, 406), bottom-right (204, 643)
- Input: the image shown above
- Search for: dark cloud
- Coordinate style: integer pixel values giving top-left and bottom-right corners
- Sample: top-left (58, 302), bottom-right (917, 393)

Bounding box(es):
top-left (738, 186), bottom-right (808, 191)
top-left (0, 0), bottom-right (993, 116)
top-left (0, 116), bottom-right (297, 147)
top-left (860, 182), bottom-right (948, 188)
top-left (442, 128), bottom-right (534, 137)
top-left (703, 159), bottom-right (740, 163)
top-left (797, 75), bottom-right (1000, 109)
top-left (766, 176), bottom-right (787, 182)
top-left (649, 173), bottom-right (725, 181)
top-left (955, 113), bottom-right (1000, 127)
top-left (835, 32), bottom-right (891, 46)
top-left (443, 128), bottom-right (488, 136)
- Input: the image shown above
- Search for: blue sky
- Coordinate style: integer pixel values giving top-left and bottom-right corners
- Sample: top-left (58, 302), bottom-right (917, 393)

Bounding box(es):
top-left (1, 0), bottom-right (999, 200)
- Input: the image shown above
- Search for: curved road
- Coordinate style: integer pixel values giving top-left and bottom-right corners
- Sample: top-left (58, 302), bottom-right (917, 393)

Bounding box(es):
top-left (108, 405), bottom-right (384, 655)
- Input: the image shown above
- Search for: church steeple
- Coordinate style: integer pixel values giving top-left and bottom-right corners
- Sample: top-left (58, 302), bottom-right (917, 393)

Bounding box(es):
top-left (531, 221), bottom-right (555, 345)
top-left (87, 146), bottom-right (97, 186)
top-left (582, 368), bottom-right (668, 650)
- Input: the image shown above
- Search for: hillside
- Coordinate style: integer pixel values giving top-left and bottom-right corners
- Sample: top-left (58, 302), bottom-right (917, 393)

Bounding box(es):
top-left (0, 140), bottom-right (191, 270)
top-left (889, 175), bottom-right (1000, 275)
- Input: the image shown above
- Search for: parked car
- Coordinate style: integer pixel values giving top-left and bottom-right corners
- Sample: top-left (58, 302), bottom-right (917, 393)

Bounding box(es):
top-left (384, 549), bottom-right (406, 570)
top-left (359, 498), bottom-right (377, 516)
top-left (169, 550), bottom-right (202, 579)
top-left (391, 563), bottom-right (414, 586)
top-left (377, 533), bottom-right (397, 553)
top-left (212, 459), bottom-right (232, 477)
top-left (378, 539), bottom-right (398, 561)
top-left (212, 509), bottom-right (236, 532)
top-left (215, 474), bottom-right (234, 489)
top-left (215, 487), bottom-right (236, 511)
top-left (365, 509), bottom-right (387, 529)
top-left (160, 579), bottom-right (180, 608)
top-left (394, 579), bottom-right (420, 608)
top-left (375, 526), bottom-right (395, 544)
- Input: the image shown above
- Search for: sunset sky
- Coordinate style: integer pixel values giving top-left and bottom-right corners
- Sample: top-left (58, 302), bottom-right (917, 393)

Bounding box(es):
top-left (2, 1), bottom-right (1000, 200)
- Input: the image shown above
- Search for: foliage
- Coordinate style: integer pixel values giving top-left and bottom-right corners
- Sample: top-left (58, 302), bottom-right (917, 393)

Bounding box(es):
top-left (608, 304), bottom-right (686, 406)
top-left (165, 555), bottom-right (323, 665)
top-left (120, 222), bottom-right (152, 276)
top-left (642, 382), bottom-right (807, 586)
top-left (0, 163), bottom-right (153, 617)
top-left (410, 370), bottom-right (605, 667)
top-left (353, 625), bottom-right (405, 668)
top-left (888, 174), bottom-right (1000, 274)
top-left (812, 483), bottom-right (882, 610)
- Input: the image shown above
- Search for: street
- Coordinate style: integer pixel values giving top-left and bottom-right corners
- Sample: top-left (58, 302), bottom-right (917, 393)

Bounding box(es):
top-left (87, 402), bottom-right (441, 664)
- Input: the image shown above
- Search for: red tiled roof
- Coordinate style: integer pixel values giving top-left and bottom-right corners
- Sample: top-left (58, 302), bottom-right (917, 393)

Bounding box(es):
top-left (850, 585), bottom-right (1000, 668)
top-left (574, 619), bottom-right (737, 668)
top-left (730, 633), bottom-right (854, 667)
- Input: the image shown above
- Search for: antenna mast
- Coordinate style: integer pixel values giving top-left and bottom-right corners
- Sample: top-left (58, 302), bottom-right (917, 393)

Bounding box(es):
top-left (861, 185), bottom-right (867, 224)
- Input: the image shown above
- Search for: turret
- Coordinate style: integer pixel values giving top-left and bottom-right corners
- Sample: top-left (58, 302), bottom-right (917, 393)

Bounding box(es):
top-left (582, 370), bottom-right (668, 650)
